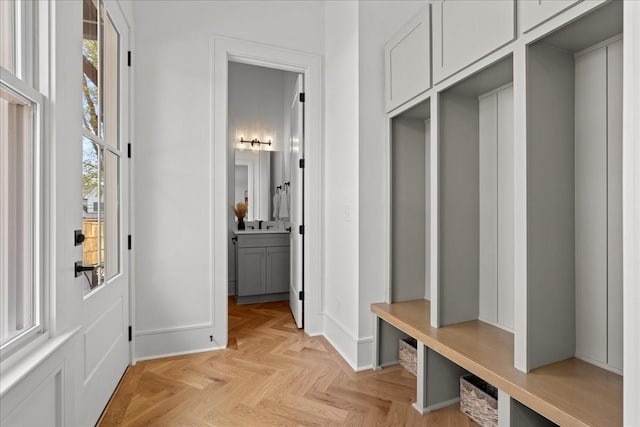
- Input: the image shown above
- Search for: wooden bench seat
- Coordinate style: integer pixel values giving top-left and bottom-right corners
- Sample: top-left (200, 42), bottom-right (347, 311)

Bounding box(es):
top-left (371, 299), bottom-right (622, 426)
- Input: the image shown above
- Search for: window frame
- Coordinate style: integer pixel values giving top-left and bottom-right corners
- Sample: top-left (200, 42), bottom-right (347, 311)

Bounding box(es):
top-left (81, 3), bottom-right (124, 297)
top-left (0, 0), bottom-right (46, 358)
top-left (1, 0), bottom-right (37, 85)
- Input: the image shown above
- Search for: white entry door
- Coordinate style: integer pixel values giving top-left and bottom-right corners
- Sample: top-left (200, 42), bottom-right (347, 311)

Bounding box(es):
top-left (289, 75), bottom-right (304, 328)
top-left (79, 1), bottom-right (130, 424)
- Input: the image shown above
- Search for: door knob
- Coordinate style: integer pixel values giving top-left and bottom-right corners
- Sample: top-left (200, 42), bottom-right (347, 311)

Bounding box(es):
top-left (74, 230), bottom-right (85, 246)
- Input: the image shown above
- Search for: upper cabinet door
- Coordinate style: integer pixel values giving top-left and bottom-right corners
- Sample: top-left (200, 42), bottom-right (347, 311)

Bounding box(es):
top-left (520, 0), bottom-right (581, 33)
top-left (385, 6), bottom-right (431, 112)
top-left (432, 0), bottom-right (515, 84)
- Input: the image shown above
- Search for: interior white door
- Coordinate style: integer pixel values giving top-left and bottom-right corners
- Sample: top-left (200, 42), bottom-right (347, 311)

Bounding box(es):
top-left (79, 2), bottom-right (130, 424)
top-left (289, 75), bottom-right (304, 328)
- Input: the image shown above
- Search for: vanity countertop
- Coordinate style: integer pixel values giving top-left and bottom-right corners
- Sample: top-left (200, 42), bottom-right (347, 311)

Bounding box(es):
top-left (233, 229), bottom-right (289, 235)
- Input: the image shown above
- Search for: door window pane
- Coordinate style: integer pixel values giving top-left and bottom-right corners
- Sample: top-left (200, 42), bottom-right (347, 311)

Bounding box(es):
top-left (82, 137), bottom-right (103, 293)
top-left (82, 0), bottom-right (103, 138)
top-left (0, 83), bottom-right (36, 348)
top-left (81, 1), bottom-right (121, 296)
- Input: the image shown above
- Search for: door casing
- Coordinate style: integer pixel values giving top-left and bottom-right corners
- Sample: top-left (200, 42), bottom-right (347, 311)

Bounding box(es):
top-left (213, 37), bottom-right (323, 343)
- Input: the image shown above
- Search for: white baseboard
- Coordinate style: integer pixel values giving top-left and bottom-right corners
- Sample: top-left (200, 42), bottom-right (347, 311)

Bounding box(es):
top-left (357, 336), bottom-right (374, 370)
top-left (321, 315), bottom-right (378, 372)
top-left (135, 325), bottom-right (226, 361)
top-left (322, 313), bottom-right (358, 371)
top-left (412, 397), bottom-right (460, 415)
top-left (135, 345), bottom-right (225, 363)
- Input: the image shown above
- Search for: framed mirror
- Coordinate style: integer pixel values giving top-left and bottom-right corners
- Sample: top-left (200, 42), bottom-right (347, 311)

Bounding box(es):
top-left (234, 149), bottom-right (285, 221)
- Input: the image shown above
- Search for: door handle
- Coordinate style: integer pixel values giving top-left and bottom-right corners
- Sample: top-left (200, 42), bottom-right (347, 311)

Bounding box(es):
top-left (75, 261), bottom-right (97, 278)
top-left (286, 227), bottom-right (292, 232)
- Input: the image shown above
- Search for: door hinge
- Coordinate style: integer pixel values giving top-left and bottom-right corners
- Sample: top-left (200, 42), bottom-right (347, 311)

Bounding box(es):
top-left (299, 92), bottom-right (305, 103)
top-left (127, 143), bottom-right (131, 158)
top-left (128, 234), bottom-right (132, 250)
top-left (299, 291), bottom-right (304, 301)
top-left (299, 158), bottom-right (305, 169)
top-left (299, 225), bottom-right (304, 235)
top-left (128, 326), bottom-right (132, 342)
top-left (127, 51), bottom-right (132, 67)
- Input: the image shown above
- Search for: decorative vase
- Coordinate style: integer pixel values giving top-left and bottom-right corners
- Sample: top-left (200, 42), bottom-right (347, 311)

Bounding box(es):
top-left (237, 217), bottom-right (245, 230)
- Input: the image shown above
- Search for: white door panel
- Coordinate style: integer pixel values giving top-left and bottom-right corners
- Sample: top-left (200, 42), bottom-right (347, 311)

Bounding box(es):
top-left (79, 2), bottom-right (131, 424)
top-left (2, 1), bottom-right (130, 425)
top-left (289, 75), bottom-right (304, 328)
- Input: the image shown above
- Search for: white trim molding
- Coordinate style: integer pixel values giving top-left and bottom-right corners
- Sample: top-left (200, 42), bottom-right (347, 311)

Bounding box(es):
top-left (135, 345), bottom-right (225, 363)
top-left (623, 2), bottom-right (640, 425)
top-left (322, 312), bottom-right (374, 372)
top-left (212, 37), bottom-right (324, 353)
top-left (322, 312), bottom-right (358, 370)
top-left (356, 336), bottom-right (374, 371)
top-left (0, 327), bottom-right (81, 426)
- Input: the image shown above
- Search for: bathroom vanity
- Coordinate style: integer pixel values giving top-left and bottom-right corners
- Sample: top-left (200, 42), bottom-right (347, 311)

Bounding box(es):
top-left (233, 230), bottom-right (290, 304)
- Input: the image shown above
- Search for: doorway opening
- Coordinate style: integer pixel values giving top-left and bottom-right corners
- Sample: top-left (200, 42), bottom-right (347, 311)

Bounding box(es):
top-left (213, 37), bottom-right (323, 346)
top-left (226, 61), bottom-right (305, 329)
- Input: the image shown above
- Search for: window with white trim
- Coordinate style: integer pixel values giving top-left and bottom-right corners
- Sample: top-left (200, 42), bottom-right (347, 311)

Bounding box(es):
top-left (0, 0), bottom-right (44, 354)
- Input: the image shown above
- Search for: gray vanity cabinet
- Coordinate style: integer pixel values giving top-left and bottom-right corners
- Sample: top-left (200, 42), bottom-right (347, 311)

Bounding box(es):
top-left (265, 246), bottom-right (290, 294)
top-left (235, 233), bottom-right (290, 304)
top-left (237, 247), bottom-right (266, 297)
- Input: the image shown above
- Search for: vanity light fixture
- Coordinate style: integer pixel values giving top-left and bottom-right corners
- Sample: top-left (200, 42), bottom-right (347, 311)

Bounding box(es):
top-left (240, 137), bottom-right (272, 147)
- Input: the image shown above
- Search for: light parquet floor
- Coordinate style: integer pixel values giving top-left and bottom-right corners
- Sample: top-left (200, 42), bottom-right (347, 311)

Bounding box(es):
top-left (99, 298), bottom-right (478, 426)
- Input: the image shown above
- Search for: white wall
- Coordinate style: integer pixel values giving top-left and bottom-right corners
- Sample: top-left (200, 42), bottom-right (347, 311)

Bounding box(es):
top-left (356, 0), bottom-right (427, 368)
top-left (133, 0), bottom-right (324, 359)
top-left (228, 62), bottom-right (287, 153)
top-left (322, 1), bottom-right (361, 366)
top-left (131, 0), bottom-right (431, 370)
top-left (322, 0), bottom-right (425, 369)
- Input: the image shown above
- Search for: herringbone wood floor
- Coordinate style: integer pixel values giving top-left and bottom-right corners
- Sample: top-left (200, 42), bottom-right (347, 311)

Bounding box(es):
top-left (99, 298), bottom-right (478, 426)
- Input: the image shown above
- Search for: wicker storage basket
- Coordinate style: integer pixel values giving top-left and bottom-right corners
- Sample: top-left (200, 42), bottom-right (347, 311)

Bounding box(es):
top-left (398, 338), bottom-right (417, 375)
top-left (460, 374), bottom-right (498, 427)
